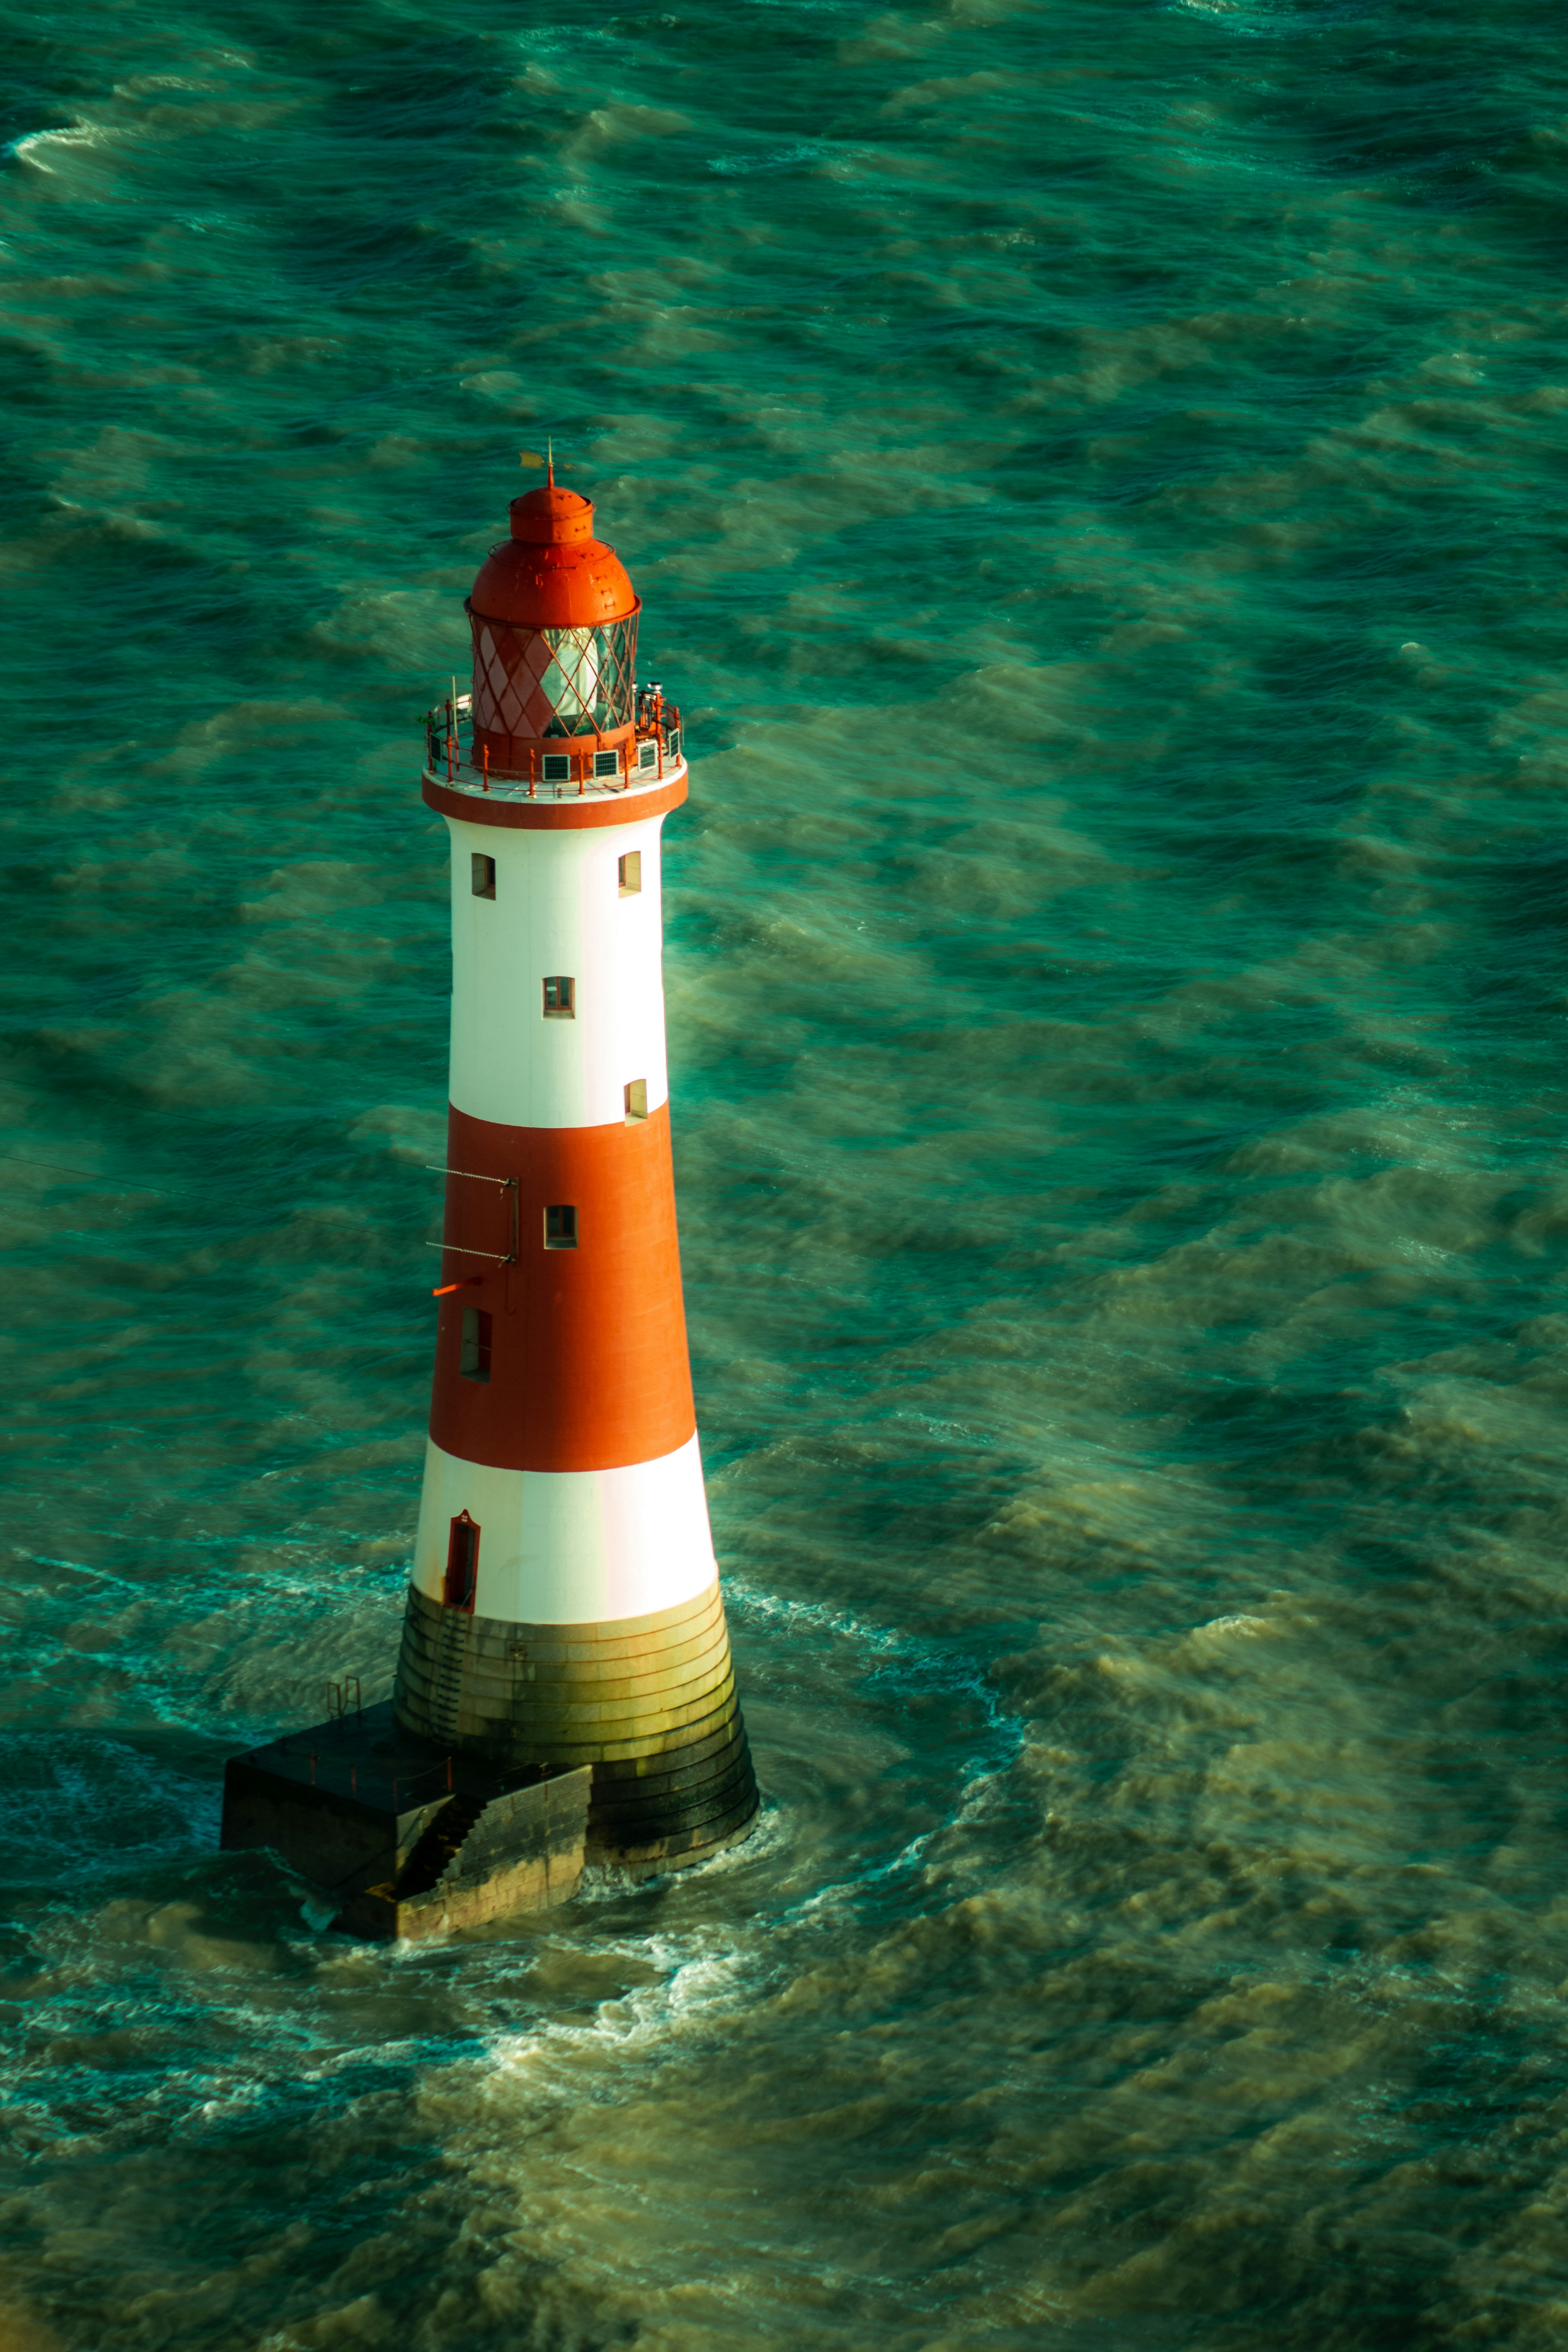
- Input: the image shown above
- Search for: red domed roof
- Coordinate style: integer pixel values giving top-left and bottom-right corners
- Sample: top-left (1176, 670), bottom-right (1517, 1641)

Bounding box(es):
top-left (469, 484), bottom-right (638, 630)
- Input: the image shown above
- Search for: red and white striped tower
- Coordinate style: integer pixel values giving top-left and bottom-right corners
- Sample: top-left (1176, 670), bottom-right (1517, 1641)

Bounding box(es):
top-left (392, 469), bottom-right (759, 1873)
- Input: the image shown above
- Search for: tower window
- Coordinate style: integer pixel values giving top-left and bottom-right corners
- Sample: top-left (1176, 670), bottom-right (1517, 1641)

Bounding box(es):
top-left (544, 1204), bottom-right (577, 1250)
top-left (460, 1307), bottom-right (492, 1383)
top-left (593, 749), bottom-right (620, 779)
top-left (636, 739), bottom-right (657, 774)
top-left (624, 1078), bottom-right (647, 1122)
top-left (542, 975), bottom-right (575, 1018)
top-left (618, 851), bottom-right (642, 896)
top-left (445, 1510), bottom-right (479, 1612)
top-left (471, 853), bottom-right (495, 899)
top-left (543, 753), bottom-right (571, 784)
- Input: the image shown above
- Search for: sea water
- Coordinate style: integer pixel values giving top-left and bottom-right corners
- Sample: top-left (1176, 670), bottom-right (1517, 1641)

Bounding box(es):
top-left (2, 0), bottom-right (1566, 2343)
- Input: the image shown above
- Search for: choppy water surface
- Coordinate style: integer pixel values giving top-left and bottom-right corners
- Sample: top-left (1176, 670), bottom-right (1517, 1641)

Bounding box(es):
top-left (2, 0), bottom-right (1567, 2342)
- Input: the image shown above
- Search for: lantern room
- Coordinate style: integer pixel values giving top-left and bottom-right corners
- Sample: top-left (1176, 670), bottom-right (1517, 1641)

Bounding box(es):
top-left (466, 481), bottom-right (641, 776)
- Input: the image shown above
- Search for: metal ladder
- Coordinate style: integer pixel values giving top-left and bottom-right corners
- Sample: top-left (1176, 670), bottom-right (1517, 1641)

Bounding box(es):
top-left (430, 1605), bottom-right (468, 1743)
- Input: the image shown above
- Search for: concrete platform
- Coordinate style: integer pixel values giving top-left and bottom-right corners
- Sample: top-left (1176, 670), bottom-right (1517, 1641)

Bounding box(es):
top-left (220, 1700), bottom-right (590, 1940)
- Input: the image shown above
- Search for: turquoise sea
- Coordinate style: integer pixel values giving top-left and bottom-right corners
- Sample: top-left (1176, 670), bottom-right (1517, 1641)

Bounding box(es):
top-left (4, 0), bottom-right (1568, 2342)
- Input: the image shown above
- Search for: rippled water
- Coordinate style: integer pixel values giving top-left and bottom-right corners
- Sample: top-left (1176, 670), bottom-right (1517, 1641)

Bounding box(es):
top-left (3, 0), bottom-right (1567, 2343)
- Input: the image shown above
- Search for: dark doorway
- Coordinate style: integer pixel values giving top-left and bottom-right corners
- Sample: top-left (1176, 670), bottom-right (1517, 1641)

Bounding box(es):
top-left (445, 1510), bottom-right (480, 1611)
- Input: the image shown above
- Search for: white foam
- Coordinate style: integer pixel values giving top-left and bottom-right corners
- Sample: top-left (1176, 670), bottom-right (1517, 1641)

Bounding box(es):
top-left (5, 123), bottom-right (113, 172)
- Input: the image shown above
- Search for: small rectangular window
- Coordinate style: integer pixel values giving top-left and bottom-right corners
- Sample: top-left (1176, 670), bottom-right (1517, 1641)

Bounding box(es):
top-left (543, 753), bottom-right (571, 784)
top-left (542, 975), bottom-right (575, 1018)
top-left (637, 738), bottom-right (658, 773)
top-left (461, 1307), bottom-right (492, 1383)
top-left (618, 851), bottom-right (642, 896)
top-left (544, 1203), bottom-right (577, 1250)
top-left (593, 749), bottom-right (620, 779)
top-left (666, 727), bottom-right (681, 763)
top-left (471, 853), bottom-right (495, 900)
top-left (624, 1078), bottom-right (647, 1122)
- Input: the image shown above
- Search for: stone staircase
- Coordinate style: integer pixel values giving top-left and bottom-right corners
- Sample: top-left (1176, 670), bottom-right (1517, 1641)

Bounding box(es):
top-left (395, 1791), bottom-right (485, 1902)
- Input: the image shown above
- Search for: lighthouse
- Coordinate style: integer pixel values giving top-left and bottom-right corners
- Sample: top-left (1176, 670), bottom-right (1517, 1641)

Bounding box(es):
top-left (390, 469), bottom-right (759, 1877)
top-left (219, 471), bottom-right (758, 1933)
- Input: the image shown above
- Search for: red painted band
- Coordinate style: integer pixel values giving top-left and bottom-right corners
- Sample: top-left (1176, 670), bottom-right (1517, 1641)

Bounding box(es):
top-left (422, 771), bottom-right (688, 832)
top-left (428, 1102), bottom-right (696, 1474)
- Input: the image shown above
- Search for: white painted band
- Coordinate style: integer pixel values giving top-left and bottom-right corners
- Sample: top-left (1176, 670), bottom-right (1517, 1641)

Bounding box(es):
top-left (411, 1430), bottom-right (719, 1625)
top-left (445, 812), bottom-right (670, 1132)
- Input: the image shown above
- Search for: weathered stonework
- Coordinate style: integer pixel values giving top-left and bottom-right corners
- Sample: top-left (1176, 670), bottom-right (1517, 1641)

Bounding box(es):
top-left (393, 1581), bottom-right (759, 1870)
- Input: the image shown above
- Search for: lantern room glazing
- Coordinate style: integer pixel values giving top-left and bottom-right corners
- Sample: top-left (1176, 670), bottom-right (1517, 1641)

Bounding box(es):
top-left (470, 612), bottom-right (638, 744)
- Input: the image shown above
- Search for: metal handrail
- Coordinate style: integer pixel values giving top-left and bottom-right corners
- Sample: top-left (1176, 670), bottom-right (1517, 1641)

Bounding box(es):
top-left (292, 1730), bottom-right (459, 1811)
top-left (421, 692), bottom-right (682, 802)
